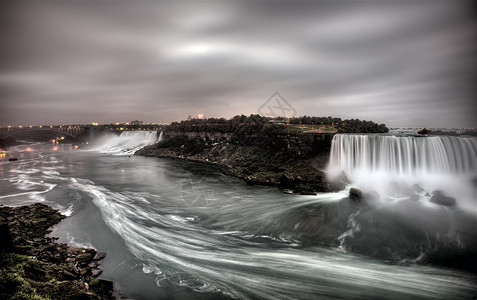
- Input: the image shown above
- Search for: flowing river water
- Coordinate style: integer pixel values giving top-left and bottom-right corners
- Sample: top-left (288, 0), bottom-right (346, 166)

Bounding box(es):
top-left (1, 132), bottom-right (476, 299)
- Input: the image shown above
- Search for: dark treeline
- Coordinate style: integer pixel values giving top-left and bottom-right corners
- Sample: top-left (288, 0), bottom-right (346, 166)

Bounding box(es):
top-left (166, 114), bottom-right (388, 134)
top-left (289, 116), bottom-right (388, 133)
top-left (167, 114), bottom-right (281, 134)
top-left (288, 116), bottom-right (342, 125)
top-left (336, 119), bottom-right (388, 133)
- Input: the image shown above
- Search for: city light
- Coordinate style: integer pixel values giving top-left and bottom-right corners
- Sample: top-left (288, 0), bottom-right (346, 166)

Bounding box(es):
top-left (92, 122), bottom-right (98, 126)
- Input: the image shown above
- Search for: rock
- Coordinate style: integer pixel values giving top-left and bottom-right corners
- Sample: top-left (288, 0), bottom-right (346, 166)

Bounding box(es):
top-left (430, 190), bottom-right (456, 206)
top-left (8, 158), bottom-right (18, 161)
top-left (349, 188), bottom-right (363, 201)
top-left (282, 189), bottom-right (294, 194)
top-left (91, 268), bottom-right (103, 277)
top-left (411, 184), bottom-right (425, 193)
top-left (77, 252), bottom-right (93, 264)
top-left (63, 270), bottom-right (77, 280)
top-left (0, 217), bottom-right (13, 251)
top-left (409, 194), bottom-right (420, 201)
top-left (93, 252), bottom-right (106, 261)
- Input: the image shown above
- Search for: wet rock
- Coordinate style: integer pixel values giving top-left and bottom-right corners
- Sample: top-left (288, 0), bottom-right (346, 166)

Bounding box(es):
top-left (91, 268), bottom-right (103, 277)
top-left (93, 252), bottom-right (107, 261)
top-left (8, 157), bottom-right (18, 161)
top-left (430, 190), bottom-right (456, 206)
top-left (411, 184), bottom-right (425, 193)
top-left (0, 204), bottom-right (113, 299)
top-left (349, 188), bottom-right (363, 201)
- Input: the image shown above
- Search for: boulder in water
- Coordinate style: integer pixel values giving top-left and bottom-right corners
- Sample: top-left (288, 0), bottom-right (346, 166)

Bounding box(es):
top-left (349, 188), bottom-right (363, 201)
top-left (430, 190), bottom-right (456, 206)
top-left (8, 158), bottom-right (18, 161)
top-left (411, 184), bottom-right (425, 193)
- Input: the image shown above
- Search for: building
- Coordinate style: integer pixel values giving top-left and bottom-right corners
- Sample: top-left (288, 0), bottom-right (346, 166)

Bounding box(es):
top-left (131, 120), bottom-right (143, 125)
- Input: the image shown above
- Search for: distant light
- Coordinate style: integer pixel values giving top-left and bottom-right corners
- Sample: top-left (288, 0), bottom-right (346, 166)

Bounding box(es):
top-left (120, 127), bottom-right (124, 130)
top-left (92, 122), bottom-right (98, 126)
top-left (19, 126), bottom-right (23, 128)
top-left (125, 123), bottom-right (130, 125)
top-left (115, 123), bottom-right (120, 125)
top-left (29, 126), bottom-right (32, 128)
top-left (60, 137), bottom-right (65, 140)
top-left (39, 126), bottom-right (42, 128)
top-left (86, 142), bottom-right (89, 145)
top-left (50, 126), bottom-right (53, 128)
top-left (7, 126), bottom-right (11, 128)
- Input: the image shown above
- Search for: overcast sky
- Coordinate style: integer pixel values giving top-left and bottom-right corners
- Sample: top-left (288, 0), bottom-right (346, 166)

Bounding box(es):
top-left (1, 1), bottom-right (475, 128)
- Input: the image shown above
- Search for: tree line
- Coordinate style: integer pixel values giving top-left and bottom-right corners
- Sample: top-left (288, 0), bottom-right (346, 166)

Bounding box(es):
top-left (165, 114), bottom-right (388, 134)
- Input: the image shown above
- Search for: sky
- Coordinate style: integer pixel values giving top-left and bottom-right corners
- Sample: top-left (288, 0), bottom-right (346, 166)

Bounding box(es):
top-left (0, 1), bottom-right (475, 128)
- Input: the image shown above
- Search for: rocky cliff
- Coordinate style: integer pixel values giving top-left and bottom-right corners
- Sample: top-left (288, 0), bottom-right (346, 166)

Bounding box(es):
top-left (136, 131), bottom-right (344, 194)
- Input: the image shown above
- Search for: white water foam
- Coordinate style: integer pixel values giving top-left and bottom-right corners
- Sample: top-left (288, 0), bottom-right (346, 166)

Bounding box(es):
top-left (94, 131), bottom-right (161, 156)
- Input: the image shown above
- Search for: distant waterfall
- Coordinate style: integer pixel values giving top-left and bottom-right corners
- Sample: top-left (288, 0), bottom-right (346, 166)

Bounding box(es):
top-left (158, 131), bottom-right (164, 142)
top-left (329, 134), bottom-right (477, 176)
top-left (95, 131), bottom-right (160, 155)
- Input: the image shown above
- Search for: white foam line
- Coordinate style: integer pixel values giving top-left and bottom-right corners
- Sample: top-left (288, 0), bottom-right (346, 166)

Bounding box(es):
top-left (0, 184), bottom-right (56, 199)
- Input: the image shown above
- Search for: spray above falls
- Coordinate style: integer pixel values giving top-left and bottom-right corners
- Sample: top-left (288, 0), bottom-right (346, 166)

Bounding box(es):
top-left (94, 131), bottom-right (161, 156)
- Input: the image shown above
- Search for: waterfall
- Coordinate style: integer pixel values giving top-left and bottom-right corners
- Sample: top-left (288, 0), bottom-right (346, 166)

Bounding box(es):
top-left (94, 131), bottom-right (160, 155)
top-left (328, 134), bottom-right (477, 209)
top-left (158, 131), bottom-right (164, 142)
top-left (329, 134), bottom-right (477, 176)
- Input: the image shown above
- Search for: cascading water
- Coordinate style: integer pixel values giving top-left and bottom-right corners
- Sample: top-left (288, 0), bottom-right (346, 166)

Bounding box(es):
top-left (328, 134), bottom-right (477, 206)
top-left (329, 134), bottom-right (477, 176)
top-left (94, 131), bottom-right (161, 155)
top-left (326, 133), bottom-right (477, 269)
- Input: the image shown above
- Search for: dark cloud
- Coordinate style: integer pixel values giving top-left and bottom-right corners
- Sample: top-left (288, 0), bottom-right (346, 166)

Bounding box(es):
top-left (0, 1), bottom-right (475, 127)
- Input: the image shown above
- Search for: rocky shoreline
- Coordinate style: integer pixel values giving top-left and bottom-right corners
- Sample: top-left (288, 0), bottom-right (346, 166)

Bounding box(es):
top-left (0, 203), bottom-right (114, 299)
top-left (136, 134), bottom-right (345, 194)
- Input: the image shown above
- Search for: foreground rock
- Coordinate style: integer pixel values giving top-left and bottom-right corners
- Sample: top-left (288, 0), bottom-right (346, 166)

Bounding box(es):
top-left (0, 203), bottom-right (113, 299)
top-left (430, 190), bottom-right (457, 206)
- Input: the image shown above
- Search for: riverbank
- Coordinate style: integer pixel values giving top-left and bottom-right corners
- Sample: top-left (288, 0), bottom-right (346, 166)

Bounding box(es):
top-left (136, 132), bottom-right (346, 194)
top-left (0, 203), bottom-right (114, 299)
top-left (0, 136), bottom-right (21, 148)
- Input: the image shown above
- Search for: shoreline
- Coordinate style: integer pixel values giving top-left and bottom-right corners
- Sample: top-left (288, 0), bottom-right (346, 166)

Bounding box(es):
top-left (135, 136), bottom-right (346, 194)
top-left (0, 203), bottom-right (114, 299)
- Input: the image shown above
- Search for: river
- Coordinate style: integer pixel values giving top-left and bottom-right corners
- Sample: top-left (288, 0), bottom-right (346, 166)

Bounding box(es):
top-left (1, 133), bottom-right (476, 299)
